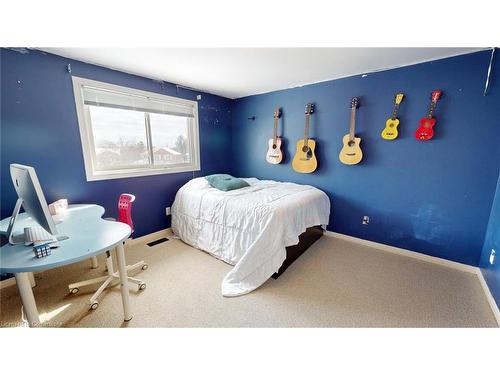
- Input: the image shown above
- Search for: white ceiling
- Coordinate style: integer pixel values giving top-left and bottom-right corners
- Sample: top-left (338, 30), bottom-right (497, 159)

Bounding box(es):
top-left (40, 48), bottom-right (483, 99)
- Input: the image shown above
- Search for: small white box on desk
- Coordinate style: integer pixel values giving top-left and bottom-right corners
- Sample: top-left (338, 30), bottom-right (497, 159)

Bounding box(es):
top-left (48, 199), bottom-right (68, 215)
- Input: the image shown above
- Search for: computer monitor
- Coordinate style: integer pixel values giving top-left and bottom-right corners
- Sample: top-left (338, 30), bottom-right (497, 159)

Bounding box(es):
top-left (6, 164), bottom-right (58, 244)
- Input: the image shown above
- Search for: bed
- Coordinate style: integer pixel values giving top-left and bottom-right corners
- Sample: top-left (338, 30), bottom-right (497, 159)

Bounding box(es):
top-left (171, 177), bottom-right (330, 296)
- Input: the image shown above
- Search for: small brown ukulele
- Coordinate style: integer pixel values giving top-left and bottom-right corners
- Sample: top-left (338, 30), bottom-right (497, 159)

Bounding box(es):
top-left (266, 107), bottom-right (283, 164)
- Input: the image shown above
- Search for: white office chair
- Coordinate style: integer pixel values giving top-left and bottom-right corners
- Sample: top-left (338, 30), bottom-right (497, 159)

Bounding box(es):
top-left (68, 194), bottom-right (148, 310)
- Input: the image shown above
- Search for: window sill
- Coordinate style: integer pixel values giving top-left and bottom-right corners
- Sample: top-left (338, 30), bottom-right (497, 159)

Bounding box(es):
top-left (85, 164), bottom-right (201, 181)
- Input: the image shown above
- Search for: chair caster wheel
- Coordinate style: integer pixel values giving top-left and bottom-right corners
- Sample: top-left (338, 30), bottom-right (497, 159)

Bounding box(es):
top-left (142, 264), bottom-right (148, 270)
top-left (70, 287), bottom-right (79, 294)
top-left (90, 301), bottom-right (99, 310)
top-left (139, 282), bottom-right (146, 291)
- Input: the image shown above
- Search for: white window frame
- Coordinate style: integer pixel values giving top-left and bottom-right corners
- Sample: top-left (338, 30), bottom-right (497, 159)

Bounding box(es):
top-left (72, 76), bottom-right (200, 181)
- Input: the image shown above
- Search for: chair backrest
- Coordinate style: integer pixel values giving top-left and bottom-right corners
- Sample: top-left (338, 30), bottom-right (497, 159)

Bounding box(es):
top-left (118, 193), bottom-right (136, 233)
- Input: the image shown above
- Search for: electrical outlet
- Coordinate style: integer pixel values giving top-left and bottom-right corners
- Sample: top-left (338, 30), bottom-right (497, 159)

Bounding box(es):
top-left (165, 207), bottom-right (171, 216)
top-left (362, 216), bottom-right (370, 225)
top-left (490, 249), bottom-right (496, 265)
top-left (196, 94), bottom-right (202, 100)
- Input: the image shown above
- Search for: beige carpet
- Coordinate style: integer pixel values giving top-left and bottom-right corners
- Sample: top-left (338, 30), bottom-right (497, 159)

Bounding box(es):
top-left (0, 235), bottom-right (497, 327)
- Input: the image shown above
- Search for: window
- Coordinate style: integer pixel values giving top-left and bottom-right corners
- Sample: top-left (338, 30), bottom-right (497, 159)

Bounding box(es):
top-left (72, 76), bottom-right (200, 181)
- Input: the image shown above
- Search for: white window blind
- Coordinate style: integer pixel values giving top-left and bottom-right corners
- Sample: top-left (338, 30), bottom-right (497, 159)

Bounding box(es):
top-left (82, 86), bottom-right (196, 118)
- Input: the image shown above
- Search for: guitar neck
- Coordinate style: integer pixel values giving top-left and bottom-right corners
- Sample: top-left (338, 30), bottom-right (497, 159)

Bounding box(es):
top-left (428, 101), bottom-right (437, 119)
top-left (349, 107), bottom-right (356, 140)
top-left (273, 118), bottom-right (278, 141)
top-left (391, 104), bottom-right (400, 120)
top-left (303, 114), bottom-right (310, 143)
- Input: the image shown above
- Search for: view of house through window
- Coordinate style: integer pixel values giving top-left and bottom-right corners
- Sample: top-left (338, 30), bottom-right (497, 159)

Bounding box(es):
top-left (89, 107), bottom-right (191, 169)
top-left (150, 113), bottom-right (191, 165)
top-left (72, 76), bottom-right (200, 180)
top-left (89, 106), bottom-right (149, 169)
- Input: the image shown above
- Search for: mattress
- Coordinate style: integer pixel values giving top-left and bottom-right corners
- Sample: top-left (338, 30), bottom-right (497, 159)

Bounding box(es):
top-left (172, 177), bottom-right (330, 296)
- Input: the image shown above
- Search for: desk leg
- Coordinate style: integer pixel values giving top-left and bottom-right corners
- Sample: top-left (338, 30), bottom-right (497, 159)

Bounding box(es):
top-left (115, 242), bottom-right (133, 321)
top-left (14, 272), bottom-right (40, 327)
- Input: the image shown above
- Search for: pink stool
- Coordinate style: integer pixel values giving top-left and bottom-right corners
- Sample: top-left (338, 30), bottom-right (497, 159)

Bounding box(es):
top-left (68, 194), bottom-right (148, 310)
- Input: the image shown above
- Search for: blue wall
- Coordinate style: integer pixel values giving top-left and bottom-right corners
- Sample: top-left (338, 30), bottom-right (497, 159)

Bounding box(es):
top-left (480, 171), bottom-right (500, 307)
top-left (231, 50), bottom-right (500, 266)
top-left (0, 48), bottom-right (232, 238)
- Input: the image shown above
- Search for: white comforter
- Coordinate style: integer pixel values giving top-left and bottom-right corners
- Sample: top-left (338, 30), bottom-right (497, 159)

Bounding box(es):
top-left (171, 177), bottom-right (330, 296)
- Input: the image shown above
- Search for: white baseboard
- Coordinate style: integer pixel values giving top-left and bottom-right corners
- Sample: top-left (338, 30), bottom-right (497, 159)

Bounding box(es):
top-left (0, 277), bottom-right (16, 290)
top-left (476, 269), bottom-right (500, 327)
top-left (324, 231), bottom-right (477, 273)
top-left (325, 230), bottom-right (499, 327)
top-left (126, 228), bottom-right (173, 247)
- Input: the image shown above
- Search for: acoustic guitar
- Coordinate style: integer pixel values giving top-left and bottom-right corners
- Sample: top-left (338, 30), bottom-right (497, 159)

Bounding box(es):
top-left (339, 97), bottom-right (363, 165)
top-left (415, 90), bottom-right (442, 141)
top-left (292, 103), bottom-right (317, 173)
top-left (381, 93), bottom-right (405, 140)
top-left (266, 107), bottom-right (283, 164)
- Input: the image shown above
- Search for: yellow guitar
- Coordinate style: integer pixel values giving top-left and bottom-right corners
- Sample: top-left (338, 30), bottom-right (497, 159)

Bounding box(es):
top-left (381, 93), bottom-right (405, 140)
top-left (339, 97), bottom-right (362, 165)
top-left (292, 103), bottom-right (317, 173)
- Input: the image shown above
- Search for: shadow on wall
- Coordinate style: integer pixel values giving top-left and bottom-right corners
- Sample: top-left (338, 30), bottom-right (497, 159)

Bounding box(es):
top-left (330, 194), bottom-right (455, 261)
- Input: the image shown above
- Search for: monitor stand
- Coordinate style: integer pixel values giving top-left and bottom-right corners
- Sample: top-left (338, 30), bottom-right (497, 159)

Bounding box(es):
top-left (7, 198), bottom-right (24, 245)
top-left (6, 198), bottom-right (69, 245)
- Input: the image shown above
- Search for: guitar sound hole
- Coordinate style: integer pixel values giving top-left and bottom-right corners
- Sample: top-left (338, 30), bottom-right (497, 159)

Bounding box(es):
top-left (302, 146), bottom-right (310, 153)
top-left (389, 124), bottom-right (394, 128)
top-left (348, 140), bottom-right (355, 147)
top-left (272, 144), bottom-right (277, 149)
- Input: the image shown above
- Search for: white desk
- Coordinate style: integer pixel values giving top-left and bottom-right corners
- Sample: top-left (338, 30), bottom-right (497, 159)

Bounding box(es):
top-left (0, 204), bottom-right (132, 327)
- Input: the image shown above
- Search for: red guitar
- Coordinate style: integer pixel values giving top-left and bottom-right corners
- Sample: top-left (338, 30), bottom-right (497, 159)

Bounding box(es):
top-left (415, 90), bottom-right (442, 141)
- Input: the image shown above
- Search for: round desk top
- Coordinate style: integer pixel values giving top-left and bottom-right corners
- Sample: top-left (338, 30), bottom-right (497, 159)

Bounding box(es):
top-left (0, 204), bottom-right (131, 273)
